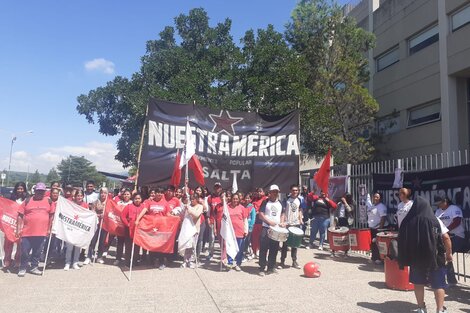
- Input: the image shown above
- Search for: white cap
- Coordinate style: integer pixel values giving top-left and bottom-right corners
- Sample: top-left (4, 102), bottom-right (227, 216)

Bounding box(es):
top-left (269, 184), bottom-right (280, 192)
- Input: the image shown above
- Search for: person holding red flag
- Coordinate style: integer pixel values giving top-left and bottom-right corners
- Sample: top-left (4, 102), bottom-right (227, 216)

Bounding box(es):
top-left (16, 182), bottom-right (53, 277)
top-left (121, 193), bottom-right (145, 267)
top-left (307, 190), bottom-right (336, 250)
top-left (135, 187), bottom-right (171, 269)
top-left (2, 182), bottom-right (27, 271)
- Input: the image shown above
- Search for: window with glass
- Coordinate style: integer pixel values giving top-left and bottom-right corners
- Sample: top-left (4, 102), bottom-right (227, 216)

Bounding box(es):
top-left (452, 4), bottom-right (470, 32)
top-left (409, 25), bottom-right (439, 55)
top-left (407, 101), bottom-right (441, 128)
top-left (376, 46), bottom-right (399, 72)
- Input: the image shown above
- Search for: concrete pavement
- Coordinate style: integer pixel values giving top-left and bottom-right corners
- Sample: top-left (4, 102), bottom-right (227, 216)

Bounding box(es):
top-left (1, 243), bottom-right (469, 313)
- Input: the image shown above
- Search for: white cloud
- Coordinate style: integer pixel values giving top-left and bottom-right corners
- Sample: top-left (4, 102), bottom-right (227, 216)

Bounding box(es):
top-left (0, 142), bottom-right (125, 175)
top-left (84, 58), bottom-right (115, 74)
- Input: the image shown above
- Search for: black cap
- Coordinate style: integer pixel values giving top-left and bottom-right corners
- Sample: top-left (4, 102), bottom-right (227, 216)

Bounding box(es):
top-left (433, 195), bottom-right (448, 204)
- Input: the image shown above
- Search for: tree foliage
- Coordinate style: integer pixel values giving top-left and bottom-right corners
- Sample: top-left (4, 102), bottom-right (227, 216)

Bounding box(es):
top-left (46, 168), bottom-right (60, 184)
top-left (31, 169), bottom-right (41, 185)
top-left (77, 2), bottom-right (378, 167)
top-left (56, 155), bottom-right (106, 187)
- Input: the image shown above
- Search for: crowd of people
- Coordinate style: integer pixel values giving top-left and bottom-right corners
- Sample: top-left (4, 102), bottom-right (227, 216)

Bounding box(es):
top-left (0, 179), bottom-right (464, 313)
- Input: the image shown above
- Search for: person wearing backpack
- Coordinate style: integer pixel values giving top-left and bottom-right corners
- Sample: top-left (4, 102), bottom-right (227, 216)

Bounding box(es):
top-left (16, 182), bottom-right (54, 277)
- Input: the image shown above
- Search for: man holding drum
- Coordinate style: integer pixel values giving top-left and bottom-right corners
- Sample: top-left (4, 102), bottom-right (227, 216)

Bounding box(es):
top-left (258, 184), bottom-right (286, 276)
top-left (279, 184), bottom-right (305, 269)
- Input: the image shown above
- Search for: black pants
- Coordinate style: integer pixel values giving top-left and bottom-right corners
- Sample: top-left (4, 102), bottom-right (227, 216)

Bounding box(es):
top-left (124, 234), bottom-right (140, 265)
top-left (370, 228), bottom-right (380, 261)
top-left (116, 236), bottom-right (125, 261)
top-left (259, 227), bottom-right (280, 271)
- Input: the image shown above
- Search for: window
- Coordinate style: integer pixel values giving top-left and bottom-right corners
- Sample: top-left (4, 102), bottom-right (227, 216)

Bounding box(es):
top-left (452, 4), bottom-right (470, 32)
top-left (376, 46), bottom-right (399, 72)
top-left (377, 115), bottom-right (400, 135)
top-left (407, 101), bottom-right (441, 128)
top-left (409, 25), bottom-right (439, 55)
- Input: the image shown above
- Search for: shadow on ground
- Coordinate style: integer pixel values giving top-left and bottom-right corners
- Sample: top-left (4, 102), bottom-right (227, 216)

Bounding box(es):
top-left (357, 300), bottom-right (416, 313)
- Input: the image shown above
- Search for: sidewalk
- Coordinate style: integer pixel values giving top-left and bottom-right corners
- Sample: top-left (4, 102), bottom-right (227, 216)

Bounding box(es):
top-left (1, 243), bottom-right (469, 313)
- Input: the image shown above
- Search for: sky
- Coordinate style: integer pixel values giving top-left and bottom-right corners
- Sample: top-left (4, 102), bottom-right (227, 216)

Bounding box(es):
top-left (0, 0), bottom-right (349, 177)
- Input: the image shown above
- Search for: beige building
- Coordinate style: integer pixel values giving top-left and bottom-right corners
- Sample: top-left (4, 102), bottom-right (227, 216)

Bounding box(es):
top-left (345, 0), bottom-right (470, 158)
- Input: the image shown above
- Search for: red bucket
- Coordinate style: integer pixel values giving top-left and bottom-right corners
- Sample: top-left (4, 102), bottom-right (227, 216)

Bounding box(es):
top-left (376, 231), bottom-right (398, 260)
top-left (384, 257), bottom-right (414, 291)
top-left (327, 227), bottom-right (350, 252)
top-left (348, 228), bottom-right (371, 251)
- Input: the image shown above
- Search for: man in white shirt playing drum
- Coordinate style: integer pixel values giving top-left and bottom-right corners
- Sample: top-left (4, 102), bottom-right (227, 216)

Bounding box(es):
top-left (258, 184), bottom-right (286, 276)
top-left (366, 192), bottom-right (388, 264)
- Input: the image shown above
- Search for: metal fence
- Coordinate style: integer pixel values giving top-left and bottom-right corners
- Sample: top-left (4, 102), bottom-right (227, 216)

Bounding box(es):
top-left (336, 150), bottom-right (470, 283)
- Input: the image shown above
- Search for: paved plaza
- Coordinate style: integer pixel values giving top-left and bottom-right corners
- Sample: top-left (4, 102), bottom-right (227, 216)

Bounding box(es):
top-left (1, 243), bottom-right (469, 313)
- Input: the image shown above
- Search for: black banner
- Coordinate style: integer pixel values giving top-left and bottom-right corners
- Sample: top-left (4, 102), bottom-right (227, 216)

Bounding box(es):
top-left (373, 164), bottom-right (470, 218)
top-left (138, 99), bottom-right (300, 192)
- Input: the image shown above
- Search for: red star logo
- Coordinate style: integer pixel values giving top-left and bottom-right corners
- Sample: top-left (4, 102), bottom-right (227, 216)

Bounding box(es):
top-left (209, 110), bottom-right (243, 136)
top-left (74, 215), bottom-right (79, 220)
top-left (152, 227), bottom-right (158, 233)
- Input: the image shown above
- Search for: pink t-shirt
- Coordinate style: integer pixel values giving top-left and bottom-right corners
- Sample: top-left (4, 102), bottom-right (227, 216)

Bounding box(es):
top-left (19, 197), bottom-right (52, 237)
top-left (146, 198), bottom-right (170, 216)
top-left (229, 204), bottom-right (247, 238)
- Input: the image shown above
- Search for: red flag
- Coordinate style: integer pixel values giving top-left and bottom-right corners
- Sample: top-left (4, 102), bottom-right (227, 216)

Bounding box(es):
top-left (133, 215), bottom-right (180, 253)
top-left (314, 149), bottom-right (331, 194)
top-left (171, 150), bottom-right (182, 187)
top-left (102, 200), bottom-right (126, 237)
top-left (188, 155), bottom-right (205, 186)
top-left (0, 197), bottom-right (20, 243)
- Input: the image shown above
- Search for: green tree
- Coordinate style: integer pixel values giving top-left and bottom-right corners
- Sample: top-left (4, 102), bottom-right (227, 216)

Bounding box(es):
top-left (286, 0), bottom-right (378, 163)
top-left (31, 169), bottom-right (41, 185)
top-left (46, 168), bottom-right (60, 184)
top-left (77, 5), bottom-right (378, 167)
top-left (56, 155), bottom-right (106, 187)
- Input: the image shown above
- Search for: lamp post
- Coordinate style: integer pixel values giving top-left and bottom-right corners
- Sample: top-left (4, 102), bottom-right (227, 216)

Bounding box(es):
top-left (6, 130), bottom-right (33, 187)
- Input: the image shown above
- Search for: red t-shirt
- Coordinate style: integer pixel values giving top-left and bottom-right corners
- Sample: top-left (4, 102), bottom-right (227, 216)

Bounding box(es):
top-left (208, 195), bottom-right (222, 224)
top-left (121, 203), bottom-right (145, 237)
top-left (146, 198), bottom-right (170, 216)
top-left (229, 204), bottom-right (247, 238)
top-left (165, 197), bottom-right (181, 211)
top-left (19, 197), bottom-right (52, 237)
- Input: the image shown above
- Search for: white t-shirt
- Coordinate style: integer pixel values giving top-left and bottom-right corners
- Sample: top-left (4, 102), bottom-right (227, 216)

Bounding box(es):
top-left (285, 197), bottom-right (301, 225)
top-left (367, 201), bottom-right (388, 229)
top-left (260, 200), bottom-right (284, 228)
top-left (397, 200), bottom-right (414, 228)
top-left (435, 205), bottom-right (465, 238)
top-left (436, 217), bottom-right (449, 235)
top-left (85, 191), bottom-right (99, 205)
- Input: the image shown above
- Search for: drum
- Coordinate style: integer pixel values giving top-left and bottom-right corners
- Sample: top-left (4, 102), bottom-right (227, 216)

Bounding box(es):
top-left (349, 228), bottom-right (371, 251)
top-left (286, 227), bottom-right (304, 247)
top-left (267, 226), bottom-right (289, 242)
top-left (327, 226), bottom-right (350, 252)
top-left (384, 257), bottom-right (414, 291)
top-left (376, 231), bottom-right (398, 260)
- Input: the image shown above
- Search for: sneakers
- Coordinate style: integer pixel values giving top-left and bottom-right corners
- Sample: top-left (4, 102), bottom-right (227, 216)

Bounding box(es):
top-left (30, 267), bottom-right (42, 275)
top-left (64, 264), bottom-right (70, 271)
top-left (188, 262), bottom-right (196, 269)
top-left (180, 262), bottom-right (188, 268)
top-left (374, 259), bottom-right (383, 265)
top-left (413, 307), bottom-right (427, 313)
top-left (159, 263), bottom-right (166, 270)
top-left (292, 261), bottom-right (301, 269)
top-left (258, 270), bottom-right (266, 277)
top-left (437, 306), bottom-right (447, 313)
top-left (97, 258), bottom-right (105, 264)
top-left (318, 245), bottom-right (324, 251)
top-left (83, 258), bottom-right (91, 265)
top-left (305, 245), bottom-right (312, 250)
top-left (72, 263), bottom-right (81, 270)
top-left (102, 251), bottom-right (108, 257)
top-left (242, 257), bottom-right (247, 263)
top-left (234, 265), bottom-right (241, 272)
top-left (17, 269), bottom-right (26, 277)
top-left (267, 268), bottom-right (279, 275)
top-left (113, 260), bottom-right (121, 266)
top-left (247, 254), bottom-right (254, 260)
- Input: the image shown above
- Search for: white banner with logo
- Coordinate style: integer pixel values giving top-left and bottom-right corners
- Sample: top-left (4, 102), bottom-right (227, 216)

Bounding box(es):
top-left (52, 196), bottom-right (98, 248)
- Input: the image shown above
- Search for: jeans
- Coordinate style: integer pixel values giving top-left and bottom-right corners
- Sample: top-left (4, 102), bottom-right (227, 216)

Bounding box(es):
top-left (244, 232), bottom-right (252, 254)
top-left (20, 236), bottom-right (46, 271)
top-left (65, 243), bottom-right (80, 265)
top-left (196, 221), bottom-right (207, 258)
top-left (87, 228), bottom-right (107, 259)
top-left (206, 223), bottom-right (215, 258)
top-left (446, 235), bottom-right (467, 284)
top-left (228, 238), bottom-right (245, 266)
top-left (310, 216), bottom-right (328, 246)
top-left (259, 227), bottom-right (279, 271)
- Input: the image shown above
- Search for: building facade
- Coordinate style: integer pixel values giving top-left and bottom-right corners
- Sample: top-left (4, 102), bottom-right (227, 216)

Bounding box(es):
top-left (346, 0), bottom-right (470, 159)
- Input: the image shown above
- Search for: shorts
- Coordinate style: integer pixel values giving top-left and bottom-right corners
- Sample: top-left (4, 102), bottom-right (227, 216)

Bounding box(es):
top-left (409, 266), bottom-right (447, 289)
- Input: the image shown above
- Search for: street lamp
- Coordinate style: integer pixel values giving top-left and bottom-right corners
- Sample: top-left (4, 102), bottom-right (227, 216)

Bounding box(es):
top-left (6, 130), bottom-right (33, 187)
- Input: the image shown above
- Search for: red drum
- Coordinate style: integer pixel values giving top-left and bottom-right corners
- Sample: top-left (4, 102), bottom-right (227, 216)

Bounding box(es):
top-left (376, 231), bottom-right (398, 260)
top-left (327, 227), bottom-right (350, 252)
top-left (384, 257), bottom-right (414, 291)
top-left (348, 228), bottom-right (371, 251)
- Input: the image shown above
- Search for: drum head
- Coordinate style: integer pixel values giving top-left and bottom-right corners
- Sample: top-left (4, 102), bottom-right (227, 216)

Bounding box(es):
top-left (288, 227), bottom-right (304, 235)
top-left (270, 225), bottom-right (289, 233)
top-left (328, 226), bottom-right (349, 234)
top-left (377, 231), bottom-right (398, 238)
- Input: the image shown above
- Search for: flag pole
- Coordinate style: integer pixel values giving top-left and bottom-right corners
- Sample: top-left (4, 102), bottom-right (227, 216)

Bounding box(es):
top-left (93, 198), bottom-right (107, 265)
top-left (129, 240), bottom-right (135, 281)
top-left (220, 194), bottom-right (225, 272)
top-left (42, 228), bottom-right (53, 277)
top-left (134, 104), bottom-right (149, 192)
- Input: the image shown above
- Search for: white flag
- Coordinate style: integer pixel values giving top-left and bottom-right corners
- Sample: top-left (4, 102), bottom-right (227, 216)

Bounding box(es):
top-left (177, 212), bottom-right (197, 255)
top-left (232, 173), bottom-right (238, 194)
top-left (52, 196), bottom-right (98, 249)
top-left (220, 196), bottom-right (239, 260)
top-left (179, 120), bottom-right (196, 169)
